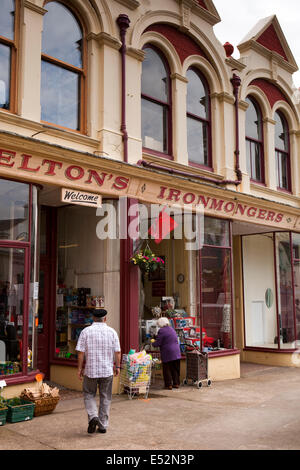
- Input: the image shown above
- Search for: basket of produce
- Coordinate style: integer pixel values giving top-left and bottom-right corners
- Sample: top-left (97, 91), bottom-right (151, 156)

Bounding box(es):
top-left (20, 375), bottom-right (60, 417)
top-left (5, 397), bottom-right (35, 423)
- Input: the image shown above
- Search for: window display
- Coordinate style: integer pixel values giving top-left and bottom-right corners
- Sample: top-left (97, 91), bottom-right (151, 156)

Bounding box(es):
top-left (0, 247), bottom-right (25, 375)
top-left (243, 231), bottom-right (300, 350)
top-left (138, 213), bottom-right (234, 355)
top-left (0, 179), bottom-right (38, 378)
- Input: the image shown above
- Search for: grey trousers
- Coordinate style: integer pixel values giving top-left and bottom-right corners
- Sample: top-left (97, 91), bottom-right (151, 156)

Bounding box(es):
top-left (83, 375), bottom-right (113, 430)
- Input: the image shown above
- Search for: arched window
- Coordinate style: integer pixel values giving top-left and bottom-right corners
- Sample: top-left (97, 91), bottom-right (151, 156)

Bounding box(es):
top-left (141, 45), bottom-right (172, 157)
top-left (0, 0), bottom-right (18, 112)
top-left (245, 97), bottom-right (264, 182)
top-left (186, 68), bottom-right (211, 168)
top-left (41, 1), bottom-right (85, 131)
top-left (274, 111), bottom-right (291, 191)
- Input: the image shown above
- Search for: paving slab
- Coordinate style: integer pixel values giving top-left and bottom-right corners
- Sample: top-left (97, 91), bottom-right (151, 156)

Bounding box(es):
top-left (1, 364), bottom-right (300, 450)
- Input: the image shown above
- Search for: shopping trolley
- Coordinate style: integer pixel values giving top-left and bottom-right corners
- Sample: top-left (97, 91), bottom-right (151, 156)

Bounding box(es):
top-left (182, 344), bottom-right (212, 389)
top-left (119, 353), bottom-right (152, 399)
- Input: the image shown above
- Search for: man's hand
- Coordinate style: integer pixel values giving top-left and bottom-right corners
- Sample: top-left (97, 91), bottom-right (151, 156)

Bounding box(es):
top-left (114, 366), bottom-right (121, 376)
top-left (77, 352), bottom-right (85, 381)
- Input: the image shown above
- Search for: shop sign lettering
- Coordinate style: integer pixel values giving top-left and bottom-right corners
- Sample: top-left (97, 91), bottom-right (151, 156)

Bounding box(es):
top-left (0, 149), bottom-right (130, 193)
top-left (156, 186), bottom-right (284, 224)
top-left (61, 188), bottom-right (102, 208)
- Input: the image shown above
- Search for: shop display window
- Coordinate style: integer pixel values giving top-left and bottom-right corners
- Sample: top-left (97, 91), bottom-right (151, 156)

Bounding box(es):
top-left (201, 246), bottom-right (232, 350)
top-left (0, 179), bottom-right (29, 241)
top-left (138, 209), bottom-right (233, 355)
top-left (55, 205), bottom-right (110, 361)
top-left (243, 232), bottom-right (300, 350)
top-left (292, 233), bottom-right (300, 345)
top-left (275, 233), bottom-right (295, 348)
top-left (0, 247), bottom-right (25, 376)
top-left (0, 179), bottom-right (38, 378)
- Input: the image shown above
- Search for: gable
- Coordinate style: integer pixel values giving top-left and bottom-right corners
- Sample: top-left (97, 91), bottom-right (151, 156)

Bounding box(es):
top-left (256, 23), bottom-right (288, 62)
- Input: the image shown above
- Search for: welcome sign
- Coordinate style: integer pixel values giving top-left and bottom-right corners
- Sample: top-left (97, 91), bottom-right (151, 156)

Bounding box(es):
top-left (61, 188), bottom-right (102, 208)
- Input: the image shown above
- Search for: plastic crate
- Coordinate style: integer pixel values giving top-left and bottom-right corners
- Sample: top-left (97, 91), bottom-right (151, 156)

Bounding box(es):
top-left (0, 406), bottom-right (8, 426)
top-left (5, 398), bottom-right (35, 423)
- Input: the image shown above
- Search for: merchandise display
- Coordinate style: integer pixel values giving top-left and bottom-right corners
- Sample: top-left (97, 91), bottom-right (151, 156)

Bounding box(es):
top-left (119, 350), bottom-right (152, 399)
top-left (55, 286), bottom-right (104, 360)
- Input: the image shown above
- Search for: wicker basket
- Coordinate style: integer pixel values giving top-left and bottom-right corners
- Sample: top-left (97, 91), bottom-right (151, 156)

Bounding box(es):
top-left (30, 396), bottom-right (60, 417)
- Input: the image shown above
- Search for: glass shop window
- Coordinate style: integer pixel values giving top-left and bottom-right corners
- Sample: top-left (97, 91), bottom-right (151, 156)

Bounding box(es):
top-left (292, 233), bottom-right (300, 345)
top-left (0, 247), bottom-right (25, 376)
top-left (200, 218), bottom-right (232, 350)
top-left (0, 179), bottom-right (29, 241)
top-left (276, 232), bottom-right (295, 348)
top-left (0, 180), bottom-right (38, 377)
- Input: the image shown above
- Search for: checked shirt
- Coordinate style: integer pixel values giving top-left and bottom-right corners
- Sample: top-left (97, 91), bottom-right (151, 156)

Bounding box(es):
top-left (76, 322), bottom-right (121, 378)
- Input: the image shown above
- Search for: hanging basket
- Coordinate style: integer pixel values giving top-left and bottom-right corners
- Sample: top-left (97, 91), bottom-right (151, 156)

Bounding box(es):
top-left (130, 245), bottom-right (165, 274)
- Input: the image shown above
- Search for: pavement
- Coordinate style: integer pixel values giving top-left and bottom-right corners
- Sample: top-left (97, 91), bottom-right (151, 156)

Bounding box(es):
top-left (1, 362), bottom-right (300, 451)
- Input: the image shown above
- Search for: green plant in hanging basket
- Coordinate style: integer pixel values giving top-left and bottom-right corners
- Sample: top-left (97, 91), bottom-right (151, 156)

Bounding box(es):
top-left (130, 246), bottom-right (165, 273)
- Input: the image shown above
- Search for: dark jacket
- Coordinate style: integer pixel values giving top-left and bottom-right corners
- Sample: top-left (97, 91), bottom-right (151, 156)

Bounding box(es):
top-left (153, 325), bottom-right (181, 363)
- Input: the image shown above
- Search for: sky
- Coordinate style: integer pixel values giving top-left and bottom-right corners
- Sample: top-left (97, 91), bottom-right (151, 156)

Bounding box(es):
top-left (212, 0), bottom-right (300, 88)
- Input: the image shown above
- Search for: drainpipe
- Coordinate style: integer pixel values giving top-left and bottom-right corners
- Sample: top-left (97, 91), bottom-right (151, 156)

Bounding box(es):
top-left (116, 14), bottom-right (130, 163)
top-left (231, 73), bottom-right (242, 182)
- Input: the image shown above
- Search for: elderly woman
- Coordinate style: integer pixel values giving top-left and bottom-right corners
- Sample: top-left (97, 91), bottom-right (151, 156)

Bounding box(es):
top-left (152, 317), bottom-right (181, 390)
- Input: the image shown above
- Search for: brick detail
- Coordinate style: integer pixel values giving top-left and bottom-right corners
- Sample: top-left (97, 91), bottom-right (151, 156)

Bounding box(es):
top-left (250, 78), bottom-right (288, 108)
top-left (145, 23), bottom-right (207, 64)
top-left (256, 24), bottom-right (288, 62)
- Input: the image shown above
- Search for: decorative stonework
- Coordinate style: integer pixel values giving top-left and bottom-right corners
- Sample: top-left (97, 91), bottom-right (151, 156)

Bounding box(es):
top-left (114, 0), bottom-right (140, 10)
top-left (24, 0), bottom-right (47, 15)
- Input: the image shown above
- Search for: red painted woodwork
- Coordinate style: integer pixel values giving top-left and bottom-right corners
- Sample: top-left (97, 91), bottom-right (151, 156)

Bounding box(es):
top-left (120, 199), bottom-right (140, 355)
top-left (257, 24), bottom-right (288, 62)
top-left (145, 24), bottom-right (207, 64)
top-left (250, 78), bottom-right (288, 109)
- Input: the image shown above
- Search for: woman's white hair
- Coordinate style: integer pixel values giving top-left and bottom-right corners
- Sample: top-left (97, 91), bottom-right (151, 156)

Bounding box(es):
top-left (156, 317), bottom-right (170, 328)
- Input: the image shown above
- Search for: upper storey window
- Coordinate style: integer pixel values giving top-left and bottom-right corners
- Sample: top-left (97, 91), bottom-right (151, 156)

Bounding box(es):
top-left (245, 97), bottom-right (264, 183)
top-left (41, 1), bottom-right (85, 131)
top-left (186, 68), bottom-right (211, 168)
top-left (141, 46), bottom-right (172, 157)
top-left (0, 0), bottom-right (18, 112)
top-left (275, 111), bottom-right (291, 191)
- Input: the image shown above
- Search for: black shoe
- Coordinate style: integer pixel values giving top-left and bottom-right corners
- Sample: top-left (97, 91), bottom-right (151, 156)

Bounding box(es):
top-left (87, 417), bottom-right (99, 434)
top-left (98, 428), bottom-right (107, 434)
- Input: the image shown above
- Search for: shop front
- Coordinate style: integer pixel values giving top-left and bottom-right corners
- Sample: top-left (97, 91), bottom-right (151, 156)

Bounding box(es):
top-left (2, 139), bottom-right (300, 397)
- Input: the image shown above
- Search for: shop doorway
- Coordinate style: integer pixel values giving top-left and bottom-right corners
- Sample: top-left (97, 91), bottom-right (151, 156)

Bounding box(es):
top-left (37, 206), bottom-right (57, 378)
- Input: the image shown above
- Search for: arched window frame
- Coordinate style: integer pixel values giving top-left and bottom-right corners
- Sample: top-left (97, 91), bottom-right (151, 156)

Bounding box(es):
top-left (41, 0), bottom-right (87, 133)
top-left (141, 44), bottom-right (172, 159)
top-left (0, 0), bottom-right (20, 113)
top-left (245, 96), bottom-right (265, 184)
top-left (186, 67), bottom-right (212, 170)
top-left (274, 110), bottom-right (291, 192)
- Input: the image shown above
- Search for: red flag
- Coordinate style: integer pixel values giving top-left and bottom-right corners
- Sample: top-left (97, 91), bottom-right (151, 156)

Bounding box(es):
top-left (148, 208), bottom-right (178, 244)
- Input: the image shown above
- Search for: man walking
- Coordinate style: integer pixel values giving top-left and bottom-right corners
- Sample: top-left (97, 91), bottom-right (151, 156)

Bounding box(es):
top-left (76, 309), bottom-right (121, 434)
